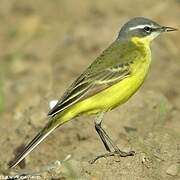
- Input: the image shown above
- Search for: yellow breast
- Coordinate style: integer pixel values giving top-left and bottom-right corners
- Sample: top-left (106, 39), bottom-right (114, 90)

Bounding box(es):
top-left (61, 38), bottom-right (151, 120)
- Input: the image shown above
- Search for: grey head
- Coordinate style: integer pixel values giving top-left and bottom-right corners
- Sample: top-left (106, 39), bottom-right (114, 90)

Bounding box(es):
top-left (118, 17), bottom-right (177, 41)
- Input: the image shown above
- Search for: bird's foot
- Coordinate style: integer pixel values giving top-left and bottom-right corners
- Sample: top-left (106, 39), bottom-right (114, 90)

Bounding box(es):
top-left (89, 149), bottom-right (135, 164)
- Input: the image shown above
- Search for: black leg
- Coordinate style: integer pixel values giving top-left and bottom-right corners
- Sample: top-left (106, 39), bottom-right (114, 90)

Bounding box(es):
top-left (95, 122), bottom-right (120, 151)
top-left (91, 112), bottom-right (135, 164)
top-left (95, 123), bottom-right (111, 152)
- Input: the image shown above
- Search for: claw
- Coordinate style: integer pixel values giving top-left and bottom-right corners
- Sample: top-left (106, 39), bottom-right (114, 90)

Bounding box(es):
top-left (89, 150), bottom-right (135, 164)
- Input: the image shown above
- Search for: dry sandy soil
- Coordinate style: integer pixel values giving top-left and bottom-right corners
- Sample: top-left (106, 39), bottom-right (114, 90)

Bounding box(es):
top-left (0, 0), bottom-right (180, 179)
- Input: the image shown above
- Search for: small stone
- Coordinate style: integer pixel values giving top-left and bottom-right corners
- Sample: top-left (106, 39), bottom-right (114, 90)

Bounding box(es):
top-left (166, 164), bottom-right (178, 176)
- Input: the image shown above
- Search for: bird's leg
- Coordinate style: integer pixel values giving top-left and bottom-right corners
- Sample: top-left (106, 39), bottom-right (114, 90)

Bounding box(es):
top-left (90, 112), bottom-right (135, 164)
top-left (94, 112), bottom-right (111, 152)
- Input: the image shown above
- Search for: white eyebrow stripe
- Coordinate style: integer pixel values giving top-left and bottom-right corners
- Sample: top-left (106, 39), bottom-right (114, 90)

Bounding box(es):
top-left (129, 24), bottom-right (150, 31)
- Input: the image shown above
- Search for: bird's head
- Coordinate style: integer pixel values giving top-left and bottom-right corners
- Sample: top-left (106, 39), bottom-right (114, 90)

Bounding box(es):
top-left (118, 17), bottom-right (177, 44)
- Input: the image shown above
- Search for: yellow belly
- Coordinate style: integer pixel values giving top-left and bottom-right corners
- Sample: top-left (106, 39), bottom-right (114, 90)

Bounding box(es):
top-left (60, 58), bottom-right (151, 121)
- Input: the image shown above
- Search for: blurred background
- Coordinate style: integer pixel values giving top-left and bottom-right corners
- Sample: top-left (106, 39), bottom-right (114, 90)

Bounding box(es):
top-left (0, 0), bottom-right (180, 179)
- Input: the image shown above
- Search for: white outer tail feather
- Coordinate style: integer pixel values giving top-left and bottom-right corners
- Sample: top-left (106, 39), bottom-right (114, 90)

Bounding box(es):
top-left (9, 122), bottom-right (59, 168)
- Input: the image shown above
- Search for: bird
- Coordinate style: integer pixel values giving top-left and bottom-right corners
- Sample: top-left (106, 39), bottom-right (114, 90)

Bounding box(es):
top-left (9, 17), bottom-right (177, 168)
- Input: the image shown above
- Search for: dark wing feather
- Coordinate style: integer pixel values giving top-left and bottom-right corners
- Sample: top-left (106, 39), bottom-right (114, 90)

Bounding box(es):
top-left (48, 40), bottom-right (138, 117)
top-left (48, 63), bottom-right (131, 116)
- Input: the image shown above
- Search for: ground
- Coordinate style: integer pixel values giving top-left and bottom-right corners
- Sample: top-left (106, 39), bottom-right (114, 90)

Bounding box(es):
top-left (0, 0), bottom-right (180, 179)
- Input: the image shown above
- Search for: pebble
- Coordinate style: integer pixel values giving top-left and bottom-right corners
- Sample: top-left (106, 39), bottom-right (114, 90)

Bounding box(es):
top-left (166, 164), bottom-right (178, 176)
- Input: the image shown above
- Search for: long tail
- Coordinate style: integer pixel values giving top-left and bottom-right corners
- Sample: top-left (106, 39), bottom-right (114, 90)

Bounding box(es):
top-left (9, 115), bottom-right (65, 168)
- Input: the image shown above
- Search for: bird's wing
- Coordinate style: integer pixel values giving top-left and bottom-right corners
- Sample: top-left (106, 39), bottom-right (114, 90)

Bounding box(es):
top-left (48, 63), bottom-right (131, 116)
top-left (48, 41), bottom-right (135, 116)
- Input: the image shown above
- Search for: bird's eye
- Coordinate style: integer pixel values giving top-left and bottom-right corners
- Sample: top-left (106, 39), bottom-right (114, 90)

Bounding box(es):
top-left (143, 26), bottom-right (152, 33)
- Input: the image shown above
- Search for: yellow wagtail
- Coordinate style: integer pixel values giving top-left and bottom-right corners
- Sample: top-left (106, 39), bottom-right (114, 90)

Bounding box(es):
top-left (9, 17), bottom-right (177, 168)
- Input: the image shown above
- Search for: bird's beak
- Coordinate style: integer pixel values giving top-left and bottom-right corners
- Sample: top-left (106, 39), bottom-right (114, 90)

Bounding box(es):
top-left (160, 26), bottom-right (178, 32)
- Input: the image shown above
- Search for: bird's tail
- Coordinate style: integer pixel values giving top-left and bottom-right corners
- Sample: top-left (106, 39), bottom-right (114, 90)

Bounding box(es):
top-left (9, 114), bottom-right (67, 168)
